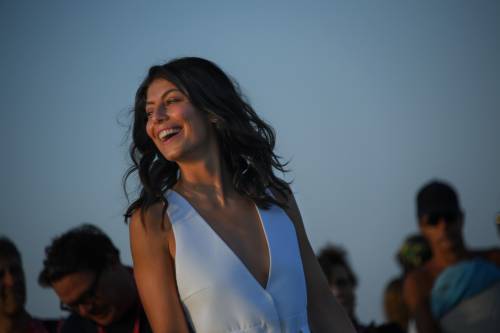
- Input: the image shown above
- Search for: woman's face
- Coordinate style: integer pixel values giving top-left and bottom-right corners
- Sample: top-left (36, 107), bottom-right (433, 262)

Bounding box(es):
top-left (0, 255), bottom-right (26, 316)
top-left (145, 78), bottom-right (215, 162)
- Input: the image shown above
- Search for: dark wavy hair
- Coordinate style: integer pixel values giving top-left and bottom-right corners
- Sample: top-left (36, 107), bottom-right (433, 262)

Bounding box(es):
top-left (0, 236), bottom-right (22, 262)
top-left (317, 244), bottom-right (358, 287)
top-left (123, 57), bottom-right (290, 221)
top-left (38, 224), bottom-right (120, 287)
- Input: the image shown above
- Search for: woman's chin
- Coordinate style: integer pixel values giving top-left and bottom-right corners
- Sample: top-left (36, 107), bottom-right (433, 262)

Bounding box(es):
top-left (158, 147), bottom-right (181, 162)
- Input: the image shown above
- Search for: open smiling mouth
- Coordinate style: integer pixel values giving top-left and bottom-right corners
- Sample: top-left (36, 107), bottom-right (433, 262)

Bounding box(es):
top-left (158, 128), bottom-right (181, 142)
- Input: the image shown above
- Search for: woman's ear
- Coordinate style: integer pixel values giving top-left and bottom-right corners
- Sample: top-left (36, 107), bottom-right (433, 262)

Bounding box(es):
top-left (208, 115), bottom-right (223, 130)
top-left (208, 114), bottom-right (218, 124)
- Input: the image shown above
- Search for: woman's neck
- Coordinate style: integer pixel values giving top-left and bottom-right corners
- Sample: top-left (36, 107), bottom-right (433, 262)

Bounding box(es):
top-left (175, 156), bottom-right (234, 206)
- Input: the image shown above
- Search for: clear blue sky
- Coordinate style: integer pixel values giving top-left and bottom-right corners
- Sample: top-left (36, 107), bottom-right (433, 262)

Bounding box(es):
top-left (1, 0), bottom-right (499, 323)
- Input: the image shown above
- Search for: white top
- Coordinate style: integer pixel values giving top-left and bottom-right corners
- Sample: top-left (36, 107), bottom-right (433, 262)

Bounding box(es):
top-left (166, 190), bottom-right (311, 333)
top-left (440, 281), bottom-right (500, 333)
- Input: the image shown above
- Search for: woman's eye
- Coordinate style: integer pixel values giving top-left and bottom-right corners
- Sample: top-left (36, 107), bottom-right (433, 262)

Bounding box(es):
top-left (145, 111), bottom-right (153, 118)
top-left (164, 97), bottom-right (181, 106)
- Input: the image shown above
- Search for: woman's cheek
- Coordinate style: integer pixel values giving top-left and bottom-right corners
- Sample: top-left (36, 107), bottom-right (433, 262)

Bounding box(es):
top-left (175, 106), bottom-right (191, 118)
top-left (146, 122), bottom-right (154, 141)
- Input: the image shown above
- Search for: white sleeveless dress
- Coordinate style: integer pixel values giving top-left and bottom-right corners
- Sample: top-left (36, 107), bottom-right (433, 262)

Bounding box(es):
top-left (166, 190), bottom-right (311, 333)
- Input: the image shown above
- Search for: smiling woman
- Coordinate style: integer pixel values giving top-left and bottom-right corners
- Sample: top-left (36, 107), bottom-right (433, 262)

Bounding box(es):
top-left (124, 57), bottom-right (356, 333)
top-left (144, 79), bottom-right (213, 163)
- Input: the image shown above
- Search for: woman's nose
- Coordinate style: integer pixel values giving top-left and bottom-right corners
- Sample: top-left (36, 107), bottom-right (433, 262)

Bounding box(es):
top-left (151, 105), bottom-right (168, 122)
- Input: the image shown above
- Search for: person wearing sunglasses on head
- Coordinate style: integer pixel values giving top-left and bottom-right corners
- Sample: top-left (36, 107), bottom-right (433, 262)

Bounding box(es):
top-left (38, 224), bottom-right (152, 333)
top-left (0, 236), bottom-right (61, 333)
top-left (403, 180), bottom-right (500, 333)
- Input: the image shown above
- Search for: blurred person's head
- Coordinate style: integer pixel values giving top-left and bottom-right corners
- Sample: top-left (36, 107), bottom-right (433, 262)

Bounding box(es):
top-left (0, 237), bottom-right (26, 318)
top-left (416, 180), bottom-right (465, 254)
top-left (396, 234), bottom-right (432, 275)
top-left (39, 224), bottom-right (135, 326)
top-left (317, 244), bottom-right (357, 318)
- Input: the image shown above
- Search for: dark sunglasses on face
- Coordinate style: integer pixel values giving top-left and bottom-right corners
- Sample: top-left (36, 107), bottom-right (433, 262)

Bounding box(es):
top-left (60, 270), bottom-right (102, 312)
top-left (424, 212), bottom-right (461, 226)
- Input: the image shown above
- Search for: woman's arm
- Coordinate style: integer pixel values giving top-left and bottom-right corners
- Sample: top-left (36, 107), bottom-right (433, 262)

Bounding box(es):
top-left (275, 189), bottom-right (356, 333)
top-left (129, 204), bottom-right (191, 333)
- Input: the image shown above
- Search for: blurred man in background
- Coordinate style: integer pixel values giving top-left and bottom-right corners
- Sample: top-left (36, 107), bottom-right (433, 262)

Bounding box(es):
top-left (39, 224), bottom-right (152, 333)
top-left (404, 180), bottom-right (500, 333)
top-left (0, 236), bottom-right (60, 333)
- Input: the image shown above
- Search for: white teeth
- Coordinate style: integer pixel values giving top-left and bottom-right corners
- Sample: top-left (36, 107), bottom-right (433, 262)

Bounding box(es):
top-left (158, 128), bottom-right (180, 141)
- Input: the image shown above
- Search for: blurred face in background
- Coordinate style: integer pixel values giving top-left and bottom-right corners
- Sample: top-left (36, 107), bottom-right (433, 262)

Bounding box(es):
top-left (52, 268), bottom-right (117, 326)
top-left (0, 255), bottom-right (26, 316)
top-left (328, 264), bottom-right (356, 318)
top-left (419, 212), bottom-right (464, 253)
top-left (52, 264), bottom-right (131, 327)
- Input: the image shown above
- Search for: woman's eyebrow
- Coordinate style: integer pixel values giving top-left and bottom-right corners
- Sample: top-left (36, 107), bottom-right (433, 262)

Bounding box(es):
top-left (146, 88), bottom-right (180, 106)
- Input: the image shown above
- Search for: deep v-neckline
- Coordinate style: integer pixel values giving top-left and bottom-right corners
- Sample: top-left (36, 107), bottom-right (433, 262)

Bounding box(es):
top-left (169, 190), bottom-right (272, 290)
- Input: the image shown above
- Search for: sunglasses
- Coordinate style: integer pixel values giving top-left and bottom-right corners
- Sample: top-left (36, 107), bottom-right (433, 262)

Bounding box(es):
top-left (60, 270), bottom-right (102, 312)
top-left (423, 212), bottom-right (461, 226)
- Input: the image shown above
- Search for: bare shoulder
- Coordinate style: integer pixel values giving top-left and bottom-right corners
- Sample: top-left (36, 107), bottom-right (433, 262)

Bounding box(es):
top-left (129, 202), bottom-right (173, 254)
top-left (130, 202), bottom-right (171, 231)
